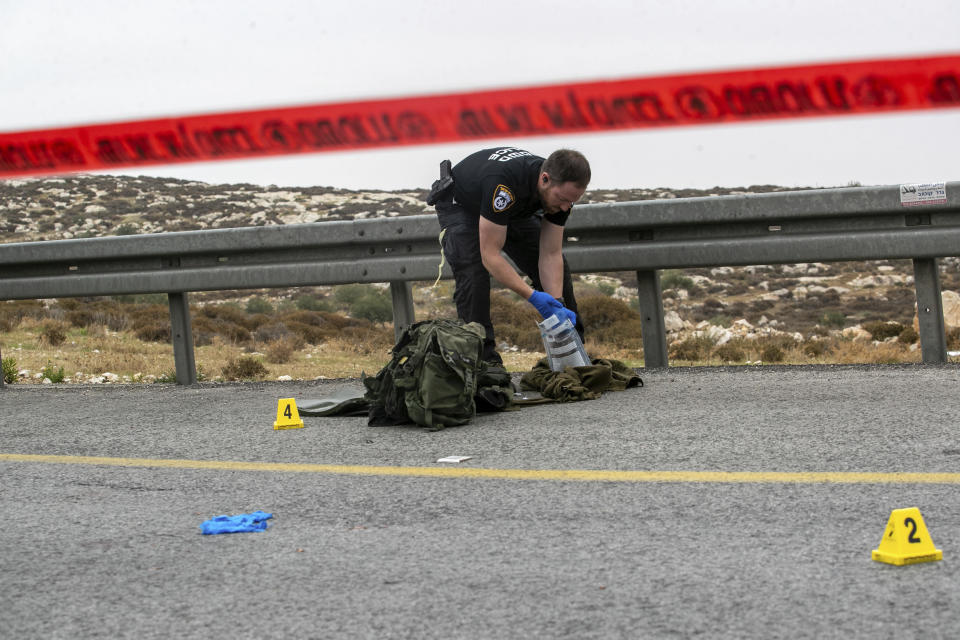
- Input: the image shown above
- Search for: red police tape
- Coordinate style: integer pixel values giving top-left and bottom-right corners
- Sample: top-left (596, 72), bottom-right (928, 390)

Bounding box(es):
top-left (2, 54), bottom-right (959, 178)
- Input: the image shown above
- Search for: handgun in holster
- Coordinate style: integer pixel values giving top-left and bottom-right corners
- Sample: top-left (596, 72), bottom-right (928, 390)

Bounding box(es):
top-left (425, 159), bottom-right (454, 205)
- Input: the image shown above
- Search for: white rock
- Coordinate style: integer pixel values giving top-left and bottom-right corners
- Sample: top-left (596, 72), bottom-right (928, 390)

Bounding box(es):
top-left (710, 267), bottom-right (734, 277)
top-left (704, 325), bottom-right (734, 345)
top-left (664, 310), bottom-right (685, 332)
top-left (277, 375), bottom-right (293, 382)
top-left (102, 372), bottom-right (119, 382)
top-left (944, 291), bottom-right (960, 328)
top-left (744, 265), bottom-right (774, 274)
top-left (771, 288), bottom-right (790, 298)
top-left (42, 378), bottom-right (52, 384)
top-left (792, 286), bottom-right (808, 301)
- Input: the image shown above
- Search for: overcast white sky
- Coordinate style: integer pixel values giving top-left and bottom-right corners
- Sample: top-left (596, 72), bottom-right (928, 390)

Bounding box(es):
top-left (2, 0), bottom-right (958, 190)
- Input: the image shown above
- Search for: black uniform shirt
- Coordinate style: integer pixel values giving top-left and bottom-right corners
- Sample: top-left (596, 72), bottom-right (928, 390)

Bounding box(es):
top-left (451, 147), bottom-right (572, 227)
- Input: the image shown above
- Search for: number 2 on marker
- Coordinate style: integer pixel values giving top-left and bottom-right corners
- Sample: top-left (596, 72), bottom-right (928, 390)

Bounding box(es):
top-left (904, 517), bottom-right (921, 543)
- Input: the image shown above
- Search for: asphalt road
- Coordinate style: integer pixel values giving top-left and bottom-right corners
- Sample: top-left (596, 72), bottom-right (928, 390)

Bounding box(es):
top-left (3, 364), bottom-right (960, 639)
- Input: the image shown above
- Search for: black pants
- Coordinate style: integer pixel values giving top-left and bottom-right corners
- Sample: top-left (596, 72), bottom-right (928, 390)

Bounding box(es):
top-left (436, 201), bottom-right (583, 364)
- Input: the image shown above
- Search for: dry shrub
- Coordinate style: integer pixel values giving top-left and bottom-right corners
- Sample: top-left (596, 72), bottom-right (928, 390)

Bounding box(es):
top-left (0, 300), bottom-right (48, 328)
top-left (578, 295), bottom-right (644, 350)
top-left (828, 338), bottom-right (919, 365)
top-left (40, 322), bottom-right (68, 346)
top-left (197, 304), bottom-right (248, 325)
top-left (278, 309), bottom-right (326, 327)
top-left (221, 356), bottom-right (268, 381)
top-left (134, 322), bottom-right (170, 342)
top-left (802, 339), bottom-right (828, 357)
top-left (714, 341), bottom-right (746, 362)
top-left (284, 321), bottom-right (330, 345)
top-left (862, 321), bottom-right (905, 341)
top-left (58, 299), bottom-right (131, 331)
top-left (947, 327), bottom-right (960, 350)
top-left (755, 335), bottom-right (796, 363)
top-left (669, 335), bottom-right (715, 361)
top-left (897, 326), bottom-right (919, 344)
top-left (65, 308), bottom-right (97, 328)
top-left (315, 311), bottom-right (356, 330)
top-left (265, 339), bottom-right (296, 364)
top-left (254, 322), bottom-right (295, 343)
top-left (192, 316), bottom-right (251, 344)
top-left (242, 313), bottom-right (273, 331)
top-left (339, 325), bottom-right (394, 354)
top-left (489, 291), bottom-right (541, 350)
top-left (760, 344), bottom-right (785, 362)
top-left (129, 304), bottom-right (169, 341)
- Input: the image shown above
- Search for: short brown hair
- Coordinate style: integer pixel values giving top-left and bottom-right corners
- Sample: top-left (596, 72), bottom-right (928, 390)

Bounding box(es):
top-left (541, 149), bottom-right (591, 188)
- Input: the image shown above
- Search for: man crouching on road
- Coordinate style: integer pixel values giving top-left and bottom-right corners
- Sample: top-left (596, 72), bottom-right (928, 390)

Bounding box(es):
top-left (430, 147), bottom-right (590, 366)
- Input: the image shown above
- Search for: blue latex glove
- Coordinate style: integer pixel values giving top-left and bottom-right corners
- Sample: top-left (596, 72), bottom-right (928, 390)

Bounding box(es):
top-left (528, 290), bottom-right (577, 326)
top-left (558, 306), bottom-right (578, 327)
top-left (528, 290), bottom-right (564, 320)
top-left (200, 510), bottom-right (273, 535)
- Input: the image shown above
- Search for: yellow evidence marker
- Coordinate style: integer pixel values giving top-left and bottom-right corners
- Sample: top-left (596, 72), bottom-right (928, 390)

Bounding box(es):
top-left (872, 507), bottom-right (942, 566)
top-left (273, 398), bottom-right (305, 430)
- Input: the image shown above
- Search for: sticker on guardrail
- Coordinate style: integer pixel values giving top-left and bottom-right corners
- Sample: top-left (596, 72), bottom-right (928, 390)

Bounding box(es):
top-left (900, 182), bottom-right (947, 206)
top-left (2, 54), bottom-right (959, 179)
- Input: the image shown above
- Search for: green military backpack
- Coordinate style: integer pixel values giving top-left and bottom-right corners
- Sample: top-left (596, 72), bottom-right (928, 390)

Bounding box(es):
top-left (363, 319), bottom-right (511, 430)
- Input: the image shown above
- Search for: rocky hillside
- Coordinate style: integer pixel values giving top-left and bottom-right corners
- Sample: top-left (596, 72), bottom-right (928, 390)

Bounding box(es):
top-left (1, 174), bottom-right (958, 357)
top-left (0, 174), bottom-right (799, 242)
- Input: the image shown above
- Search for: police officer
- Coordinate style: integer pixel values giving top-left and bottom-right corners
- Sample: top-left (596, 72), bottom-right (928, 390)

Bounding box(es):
top-left (431, 147), bottom-right (590, 365)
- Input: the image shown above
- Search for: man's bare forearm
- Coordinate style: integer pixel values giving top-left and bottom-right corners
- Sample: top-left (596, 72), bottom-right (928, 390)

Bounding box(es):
top-left (481, 252), bottom-right (534, 300)
top-left (538, 251), bottom-right (564, 299)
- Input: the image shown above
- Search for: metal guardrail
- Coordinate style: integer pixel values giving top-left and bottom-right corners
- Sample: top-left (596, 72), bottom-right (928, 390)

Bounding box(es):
top-left (1, 182), bottom-right (957, 385)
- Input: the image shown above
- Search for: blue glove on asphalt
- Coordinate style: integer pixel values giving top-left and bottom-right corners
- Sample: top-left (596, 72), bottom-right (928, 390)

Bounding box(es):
top-left (200, 510), bottom-right (273, 535)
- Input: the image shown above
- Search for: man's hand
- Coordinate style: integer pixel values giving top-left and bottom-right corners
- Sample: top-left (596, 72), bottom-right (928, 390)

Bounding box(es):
top-left (528, 290), bottom-right (576, 326)
top-left (557, 305), bottom-right (577, 327)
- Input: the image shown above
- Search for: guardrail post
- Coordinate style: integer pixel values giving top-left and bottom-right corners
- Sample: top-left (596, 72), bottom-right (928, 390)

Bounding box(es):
top-left (390, 281), bottom-right (416, 342)
top-left (636, 269), bottom-right (668, 368)
top-left (168, 292), bottom-right (198, 385)
top-left (0, 344), bottom-right (4, 388)
top-left (912, 258), bottom-right (947, 364)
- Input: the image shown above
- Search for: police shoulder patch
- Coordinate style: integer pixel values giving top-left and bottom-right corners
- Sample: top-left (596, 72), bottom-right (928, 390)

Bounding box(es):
top-left (492, 184), bottom-right (515, 213)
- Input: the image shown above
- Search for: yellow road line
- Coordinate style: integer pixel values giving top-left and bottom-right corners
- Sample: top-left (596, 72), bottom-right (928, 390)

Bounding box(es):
top-left (3, 453), bottom-right (960, 484)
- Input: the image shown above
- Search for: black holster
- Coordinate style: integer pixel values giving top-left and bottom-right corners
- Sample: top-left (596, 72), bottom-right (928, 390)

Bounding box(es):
top-left (426, 159), bottom-right (454, 205)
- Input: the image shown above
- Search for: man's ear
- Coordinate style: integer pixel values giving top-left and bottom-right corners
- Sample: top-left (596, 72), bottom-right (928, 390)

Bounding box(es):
top-left (541, 172), bottom-right (550, 185)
